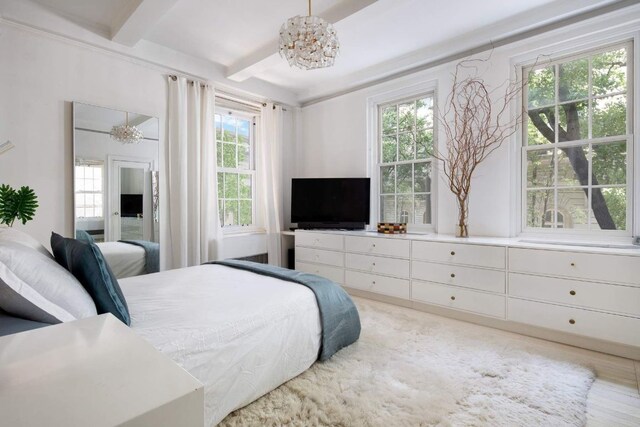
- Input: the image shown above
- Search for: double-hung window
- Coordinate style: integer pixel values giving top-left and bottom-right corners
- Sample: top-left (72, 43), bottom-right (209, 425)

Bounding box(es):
top-left (215, 110), bottom-right (256, 230)
top-left (74, 161), bottom-right (104, 219)
top-left (377, 94), bottom-right (435, 230)
top-left (523, 42), bottom-right (633, 234)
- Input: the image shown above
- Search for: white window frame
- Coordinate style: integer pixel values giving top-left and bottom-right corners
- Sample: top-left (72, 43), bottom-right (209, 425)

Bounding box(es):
top-left (74, 161), bottom-right (104, 219)
top-left (512, 34), bottom-right (639, 242)
top-left (367, 81), bottom-right (438, 234)
top-left (215, 108), bottom-right (260, 234)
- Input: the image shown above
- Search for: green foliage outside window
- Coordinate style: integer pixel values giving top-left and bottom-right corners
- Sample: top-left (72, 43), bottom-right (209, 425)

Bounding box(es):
top-left (215, 114), bottom-right (253, 227)
top-left (379, 96), bottom-right (434, 225)
top-left (526, 46), bottom-right (630, 231)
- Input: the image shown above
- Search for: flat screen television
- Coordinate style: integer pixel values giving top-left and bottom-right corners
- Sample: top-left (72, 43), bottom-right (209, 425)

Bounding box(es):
top-left (121, 194), bottom-right (143, 218)
top-left (291, 178), bottom-right (370, 229)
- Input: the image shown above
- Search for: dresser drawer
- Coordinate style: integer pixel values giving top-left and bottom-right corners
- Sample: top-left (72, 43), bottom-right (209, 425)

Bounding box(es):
top-left (412, 261), bottom-right (505, 293)
top-left (295, 261), bottom-right (344, 284)
top-left (508, 298), bottom-right (640, 347)
top-left (344, 270), bottom-right (410, 299)
top-left (295, 232), bottom-right (344, 251)
top-left (509, 273), bottom-right (640, 317)
top-left (412, 280), bottom-right (506, 318)
top-left (295, 247), bottom-right (344, 267)
top-left (412, 241), bottom-right (505, 269)
top-left (345, 236), bottom-right (410, 258)
top-left (346, 253), bottom-right (410, 279)
top-left (509, 248), bottom-right (640, 286)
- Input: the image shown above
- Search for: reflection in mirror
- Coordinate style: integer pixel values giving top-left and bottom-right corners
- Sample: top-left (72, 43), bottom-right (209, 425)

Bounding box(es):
top-left (73, 102), bottom-right (160, 278)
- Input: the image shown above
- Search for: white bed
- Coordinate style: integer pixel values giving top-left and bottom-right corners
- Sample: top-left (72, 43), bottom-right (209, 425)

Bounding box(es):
top-left (120, 264), bottom-right (322, 426)
top-left (97, 242), bottom-right (146, 279)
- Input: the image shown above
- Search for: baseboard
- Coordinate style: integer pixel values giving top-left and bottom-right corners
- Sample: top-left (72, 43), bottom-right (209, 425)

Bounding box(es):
top-left (346, 288), bottom-right (640, 361)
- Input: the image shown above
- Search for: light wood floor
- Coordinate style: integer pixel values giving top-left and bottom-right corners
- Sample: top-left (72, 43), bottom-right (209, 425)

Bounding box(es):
top-left (585, 357), bottom-right (640, 426)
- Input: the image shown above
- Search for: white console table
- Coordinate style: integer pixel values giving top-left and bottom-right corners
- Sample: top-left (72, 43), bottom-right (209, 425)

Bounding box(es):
top-left (295, 230), bottom-right (640, 359)
top-left (0, 314), bottom-right (204, 427)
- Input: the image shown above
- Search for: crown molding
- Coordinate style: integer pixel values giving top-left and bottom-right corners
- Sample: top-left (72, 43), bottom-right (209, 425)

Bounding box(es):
top-left (299, 0), bottom-right (640, 107)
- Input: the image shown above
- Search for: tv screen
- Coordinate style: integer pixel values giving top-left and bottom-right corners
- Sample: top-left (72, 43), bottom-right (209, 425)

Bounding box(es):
top-left (121, 194), bottom-right (143, 218)
top-left (291, 178), bottom-right (370, 227)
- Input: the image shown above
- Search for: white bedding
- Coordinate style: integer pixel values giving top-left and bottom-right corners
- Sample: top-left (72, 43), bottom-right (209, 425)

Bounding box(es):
top-left (120, 264), bottom-right (321, 426)
top-left (97, 242), bottom-right (146, 279)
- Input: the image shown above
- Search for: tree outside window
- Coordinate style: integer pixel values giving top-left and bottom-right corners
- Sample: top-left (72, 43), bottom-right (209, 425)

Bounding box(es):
top-left (524, 43), bottom-right (631, 232)
top-left (378, 95), bottom-right (435, 227)
top-left (215, 112), bottom-right (255, 228)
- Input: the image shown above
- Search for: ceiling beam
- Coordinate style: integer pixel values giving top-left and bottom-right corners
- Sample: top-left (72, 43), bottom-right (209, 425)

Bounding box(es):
top-left (226, 0), bottom-right (378, 82)
top-left (110, 0), bottom-right (180, 47)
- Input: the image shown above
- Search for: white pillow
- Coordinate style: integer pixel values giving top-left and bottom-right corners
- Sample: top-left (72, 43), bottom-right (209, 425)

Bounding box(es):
top-left (0, 226), bottom-right (53, 259)
top-left (0, 241), bottom-right (97, 323)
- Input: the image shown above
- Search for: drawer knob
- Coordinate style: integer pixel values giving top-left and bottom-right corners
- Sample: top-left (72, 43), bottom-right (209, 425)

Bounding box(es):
top-left (569, 319), bottom-right (576, 325)
top-left (450, 273), bottom-right (456, 278)
top-left (372, 281), bottom-right (376, 285)
top-left (372, 244), bottom-right (376, 248)
top-left (450, 296), bottom-right (456, 301)
top-left (569, 290), bottom-right (576, 296)
top-left (570, 262), bottom-right (575, 267)
top-left (450, 251), bottom-right (455, 256)
top-left (372, 262), bottom-right (376, 266)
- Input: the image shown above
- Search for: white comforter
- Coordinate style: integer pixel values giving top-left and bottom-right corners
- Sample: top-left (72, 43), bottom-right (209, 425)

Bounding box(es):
top-left (119, 264), bottom-right (321, 426)
top-left (97, 242), bottom-right (146, 279)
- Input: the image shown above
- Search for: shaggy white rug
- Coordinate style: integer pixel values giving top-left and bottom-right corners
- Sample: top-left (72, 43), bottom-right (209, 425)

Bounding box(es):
top-left (220, 298), bottom-right (595, 427)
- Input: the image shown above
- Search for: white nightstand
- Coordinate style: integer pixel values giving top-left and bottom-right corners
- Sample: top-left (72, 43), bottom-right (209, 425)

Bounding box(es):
top-left (0, 314), bottom-right (204, 427)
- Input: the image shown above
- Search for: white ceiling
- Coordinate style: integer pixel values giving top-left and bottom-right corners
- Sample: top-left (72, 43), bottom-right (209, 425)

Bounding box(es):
top-left (26, 0), bottom-right (627, 104)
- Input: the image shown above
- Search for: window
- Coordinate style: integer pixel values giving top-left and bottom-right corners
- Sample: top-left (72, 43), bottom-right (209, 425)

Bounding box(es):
top-left (377, 95), bottom-right (435, 228)
top-left (215, 111), bottom-right (255, 229)
top-left (75, 162), bottom-right (104, 218)
top-left (523, 43), bottom-right (632, 234)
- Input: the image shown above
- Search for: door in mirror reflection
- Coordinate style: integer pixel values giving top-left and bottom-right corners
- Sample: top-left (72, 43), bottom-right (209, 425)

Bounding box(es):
top-left (113, 162), bottom-right (152, 241)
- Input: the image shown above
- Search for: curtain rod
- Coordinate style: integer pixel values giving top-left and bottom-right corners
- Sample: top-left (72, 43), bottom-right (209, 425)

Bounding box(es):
top-left (169, 75), bottom-right (287, 111)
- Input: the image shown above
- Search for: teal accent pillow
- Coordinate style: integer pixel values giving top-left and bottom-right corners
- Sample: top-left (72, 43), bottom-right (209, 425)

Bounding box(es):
top-left (51, 233), bottom-right (130, 325)
top-left (75, 229), bottom-right (95, 243)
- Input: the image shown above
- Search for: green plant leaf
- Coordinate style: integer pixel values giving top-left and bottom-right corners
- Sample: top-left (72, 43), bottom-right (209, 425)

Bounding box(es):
top-left (13, 186), bottom-right (38, 225)
top-left (0, 184), bottom-right (17, 226)
top-left (0, 184), bottom-right (38, 226)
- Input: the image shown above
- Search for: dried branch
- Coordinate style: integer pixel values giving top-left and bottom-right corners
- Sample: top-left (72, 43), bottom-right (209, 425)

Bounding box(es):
top-left (432, 53), bottom-right (534, 236)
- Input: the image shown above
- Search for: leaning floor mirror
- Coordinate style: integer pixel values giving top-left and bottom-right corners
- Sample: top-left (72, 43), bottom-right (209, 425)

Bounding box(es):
top-left (73, 102), bottom-right (160, 278)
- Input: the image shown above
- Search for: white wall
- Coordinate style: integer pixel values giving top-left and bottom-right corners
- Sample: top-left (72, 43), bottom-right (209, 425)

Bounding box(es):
top-left (0, 26), bottom-right (166, 247)
top-left (296, 10), bottom-right (640, 238)
top-left (297, 55), bottom-right (514, 237)
top-left (0, 24), bottom-right (294, 265)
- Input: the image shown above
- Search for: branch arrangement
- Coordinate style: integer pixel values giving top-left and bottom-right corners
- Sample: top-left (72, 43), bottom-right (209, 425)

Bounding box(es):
top-left (433, 56), bottom-right (528, 236)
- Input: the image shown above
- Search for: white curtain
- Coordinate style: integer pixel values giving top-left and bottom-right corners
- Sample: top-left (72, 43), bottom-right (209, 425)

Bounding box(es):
top-left (166, 76), bottom-right (223, 268)
top-left (258, 103), bottom-right (284, 266)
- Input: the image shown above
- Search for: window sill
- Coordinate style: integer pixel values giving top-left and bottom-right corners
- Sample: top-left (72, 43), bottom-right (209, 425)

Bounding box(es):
top-left (517, 231), bottom-right (636, 247)
top-left (222, 228), bottom-right (266, 237)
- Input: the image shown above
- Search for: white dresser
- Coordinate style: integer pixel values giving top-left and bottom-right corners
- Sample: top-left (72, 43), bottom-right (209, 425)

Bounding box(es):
top-left (507, 247), bottom-right (640, 348)
top-left (295, 230), bottom-right (640, 358)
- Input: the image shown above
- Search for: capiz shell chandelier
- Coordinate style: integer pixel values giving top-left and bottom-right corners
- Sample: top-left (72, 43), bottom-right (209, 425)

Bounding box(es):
top-left (110, 112), bottom-right (143, 144)
top-left (279, 0), bottom-right (339, 70)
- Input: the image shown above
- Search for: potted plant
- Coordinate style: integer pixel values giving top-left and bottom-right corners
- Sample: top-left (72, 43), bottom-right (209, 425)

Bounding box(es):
top-left (0, 184), bottom-right (39, 226)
